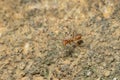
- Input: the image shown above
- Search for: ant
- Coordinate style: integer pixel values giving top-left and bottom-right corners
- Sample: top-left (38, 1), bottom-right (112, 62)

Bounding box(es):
top-left (63, 34), bottom-right (82, 46)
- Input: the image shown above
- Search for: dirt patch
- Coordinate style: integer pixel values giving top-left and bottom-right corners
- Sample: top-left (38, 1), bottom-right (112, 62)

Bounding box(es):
top-left (0, 0), bottom-right (120, 80)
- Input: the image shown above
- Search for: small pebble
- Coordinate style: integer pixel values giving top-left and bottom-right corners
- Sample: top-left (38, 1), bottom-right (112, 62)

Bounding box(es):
top-left (104, 70), bottom-right (111, 77)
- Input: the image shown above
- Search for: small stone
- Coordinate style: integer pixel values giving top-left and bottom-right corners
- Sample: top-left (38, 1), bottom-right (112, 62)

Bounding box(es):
top-left (24, 43), bottom-right (30, 54)
top-left (113, 77), bottom-right (117, 80)
top-left (86, 71), bottom-right (92, 76)
top-left (18, 62), bottom-right (26, 70)
top-left (104, 70), bottom-right (111, 77)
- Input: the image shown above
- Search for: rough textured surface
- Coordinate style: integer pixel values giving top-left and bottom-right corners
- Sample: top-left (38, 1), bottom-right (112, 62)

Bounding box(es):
top-left (0, 0), bottom-right (120, 80)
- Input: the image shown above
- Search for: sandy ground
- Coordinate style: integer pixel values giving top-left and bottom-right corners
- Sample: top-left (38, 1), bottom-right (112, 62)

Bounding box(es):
top-left (0, 0), bottom-right (120, 80)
